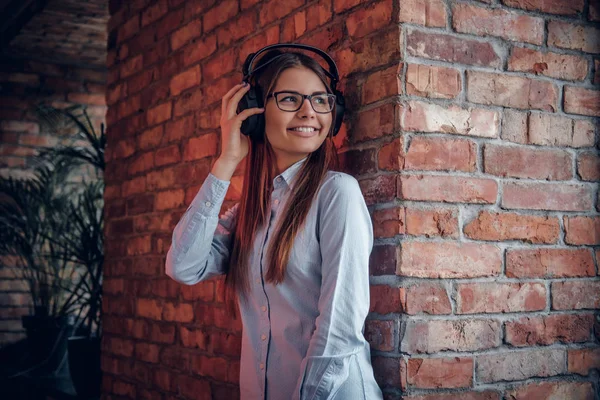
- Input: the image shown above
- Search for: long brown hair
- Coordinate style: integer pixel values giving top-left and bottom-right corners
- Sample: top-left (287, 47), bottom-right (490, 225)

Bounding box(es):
top-left (224, 51), bottom-right (340, 316)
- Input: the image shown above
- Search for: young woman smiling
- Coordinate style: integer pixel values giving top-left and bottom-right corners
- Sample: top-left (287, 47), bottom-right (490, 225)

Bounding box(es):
top-left (166, 47), bottom-right (383, 400)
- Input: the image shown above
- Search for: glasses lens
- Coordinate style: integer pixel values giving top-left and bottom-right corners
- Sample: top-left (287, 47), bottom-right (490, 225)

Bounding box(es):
top-left (275, 92), bottom-right (302, 111)
top-left (311, 94), bottom-right (335, 113)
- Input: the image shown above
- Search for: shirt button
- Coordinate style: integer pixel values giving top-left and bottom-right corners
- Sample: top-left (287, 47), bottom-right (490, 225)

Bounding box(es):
top-left (259, 363), bottom-right (265, 370)
top-left (205, 201), bottom-right (212, 207)
top-left (273, 199), bottom-right (280, 205)
top-left (261, 306), bottom-right (267, 312)
top-left (261, 334), bottom-right (267, 341)
top-left (276, 177), bottom-right (282, 182)
top-left (255, 278), bottom-right (261, 284)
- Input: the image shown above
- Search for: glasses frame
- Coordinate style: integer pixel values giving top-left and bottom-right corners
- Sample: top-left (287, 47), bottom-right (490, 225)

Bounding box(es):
top-left (266, 91), bottom-right (336, 114)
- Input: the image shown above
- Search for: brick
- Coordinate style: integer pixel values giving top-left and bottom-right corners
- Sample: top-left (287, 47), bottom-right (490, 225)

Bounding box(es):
top-left (170, 65), bottom-right (200, 96)
top-left (180, 280), bottom-right (215, 302)
top-left (216, 12), bottom-right (257, 47)
top-left (122, 176), bottom-right (146, 197)
top-left (147, 102), bottom-right (172, 126)
top-left (483, 144), bottom-right (572, 180)
top-left (203, 48), bottom-right (237, 82)
top-left (552, 281), bottom-right (600, 310)
top-left (526, 113), bottom-right (595, 147)
top-left (405, 282), bottom-right (452, 315)
top-left (564, 86), bottom-right (600, 117)
top-left (406, 64), bottom-right (461, 99)
top-left (174, 88), bottom-right (204, 117)
top-left (171, 19), bottom-right (202, 51)
top-left (502, 0), bottom-right (584, 15)
top-left (305, 0), bottom-right (332, 31)
top-left (372, 356), bottom-right (401, 387)
top-left (456, 282), bottom-right (546, 314)
top-left (398, 175), bottom-right (498, 204)
top-left (407, 357), bottom-right (472, 389)
top-left (369, 244), bottom-right (398, 275)
top-left (113, 138), bottom-right (136, 159)
top-left (377, 137), bottom-right (404, 171)
top-left (103, 336), bottom-right (135, 357)
top-left (406, 29), bottom-right (501, 68)
top-left (155, 189), bottom-right (185, 211)
top-left (0, 121), bottom-right (39, 134)
top-left (239, 25), bottom-right (280, 64)
top-left (405, 207), bottom-right (459, 238)
top-left (370, 285), bottom-right (404, 314)
top-left (564, 216), bottom-right (600, 245)
top-left (281, 10), bottom-right (306, 42)
top-left (453, 3), bottom-right (543, 44)
top-left (154, 145), bottom-right (180, 166)
top-left (401, 319), bottom-right (501, 353)
top-left (592, 0), bottom-right (600, 21)
top-left (178, 375), bottom-right (211, 400)
top-left (364, 320), bottom-right (395, 351)
top-left (126, 235), bottom-right (152, 256)
top-left (128, 152), bottom-right (154, 175)
top-left (578, 152), bottom-right (600, 182)
top-left (398, 241), bottom-right (501, 278)
top-left (162, 301), bottom-right (194, 322)
top-left (137, 125), bottom-right (163, 151)
top-left (548, 21), bottom-right (600, 53)
top-left (405, 137), bottom-right (476, 172)
top-left (465, 211), bottom-right (560, 244)
top-left (156, 8), bottom-right (185, 38)
top-left (334, 27), bottom-right (401, 76)
top-left (141, 2), bottom-right (168, 27)
top-left (501, 109), bottom-right (528, 143)
top-left (182, 34), bottom-right (217, 67)
top-left (502, 182), bottom-right (592, 211)
top-left (135, 342), bottom-right (160, 363)
top-left (259, 0), bottom-right (303, 26)
top-left (404, 391), bottom-right (500, 400)
top-left (467, 71), bottom-right (558, 112)
top-left (339, 148), bottom-right (377, 175)
top-left (508, 47), bottom-right (588, 81)
top-left (361, 64), bottom-right (402, 104)
top-left (121, 55), bottom-right (143, 79)
top-left (346, 0), bottom-right (393, 39)
top-left (568, 348), bottom-right (600, 375)
top-left (399, 0), bottom-right (446, 27)
top-left (476, 349), bottom-right (565, 383)
top-left (506, 314), bottom-right (594, 346)
top-left (333, 0), bottom-right (362, 12)
top-left (358, 174), bottom-right (396, 206)
top-left (183, 132), bottom-right (218, 161)
top-left (505, 381), bottom-right (594, 400)
top-left (402, 101), bottom-right (498, 137)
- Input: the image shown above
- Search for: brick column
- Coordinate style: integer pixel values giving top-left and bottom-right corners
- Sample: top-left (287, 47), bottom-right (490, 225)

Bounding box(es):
top-left (103, 0), bottom-right (599, 399)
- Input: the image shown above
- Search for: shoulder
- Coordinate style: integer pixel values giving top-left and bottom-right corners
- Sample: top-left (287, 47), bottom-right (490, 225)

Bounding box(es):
top-left (317, 170), bottom-right (364, 202)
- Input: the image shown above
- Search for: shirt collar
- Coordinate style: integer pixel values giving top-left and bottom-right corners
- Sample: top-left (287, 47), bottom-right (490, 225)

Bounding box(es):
top-left (273, 156), bottom-right (308, 188)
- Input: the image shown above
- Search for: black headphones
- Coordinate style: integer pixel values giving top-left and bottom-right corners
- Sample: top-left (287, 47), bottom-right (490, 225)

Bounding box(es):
top-left (236, 43), bottom-right (345, 141)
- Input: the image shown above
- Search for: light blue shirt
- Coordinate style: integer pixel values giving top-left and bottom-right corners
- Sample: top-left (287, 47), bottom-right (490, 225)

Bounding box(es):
top-left (165, 156), bottom-right (383, 400)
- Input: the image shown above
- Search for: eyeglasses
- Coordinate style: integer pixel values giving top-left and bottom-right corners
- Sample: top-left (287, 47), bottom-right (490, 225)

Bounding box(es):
top-left (266, 91), bottom-right (336, 114)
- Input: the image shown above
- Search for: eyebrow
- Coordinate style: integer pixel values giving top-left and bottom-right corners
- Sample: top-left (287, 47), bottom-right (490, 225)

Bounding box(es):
top-left (279, 90), bottom-right (328, 95)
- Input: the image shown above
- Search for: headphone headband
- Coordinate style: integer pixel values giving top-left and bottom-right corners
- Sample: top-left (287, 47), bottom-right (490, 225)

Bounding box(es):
top-left (242, 43), bottom-right (340, 89)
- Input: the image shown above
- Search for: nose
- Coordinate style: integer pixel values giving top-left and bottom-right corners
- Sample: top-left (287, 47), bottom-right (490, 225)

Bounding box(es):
top-left (296, 97), bottom-right (315, 118)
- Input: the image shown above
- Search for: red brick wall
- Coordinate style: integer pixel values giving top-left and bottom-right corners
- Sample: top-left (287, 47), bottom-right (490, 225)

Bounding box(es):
top-left (103, 0), bottom-right (599, 399)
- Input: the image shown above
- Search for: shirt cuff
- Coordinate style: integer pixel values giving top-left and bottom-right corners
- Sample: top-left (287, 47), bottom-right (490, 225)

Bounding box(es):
top-left (188, 172), bottom-right (231, 218)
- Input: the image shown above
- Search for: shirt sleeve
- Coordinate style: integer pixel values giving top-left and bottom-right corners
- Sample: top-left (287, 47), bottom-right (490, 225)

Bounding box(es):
top-left (293, 173), bottom-right (374, 400)
top-left (165, 172), bottom-right (239, 285)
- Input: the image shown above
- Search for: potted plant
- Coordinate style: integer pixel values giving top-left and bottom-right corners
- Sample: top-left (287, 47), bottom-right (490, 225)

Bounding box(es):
top-left (35, 105), bottom-right (105, 397)
top-left (0, 105), bottom-right (105, 395)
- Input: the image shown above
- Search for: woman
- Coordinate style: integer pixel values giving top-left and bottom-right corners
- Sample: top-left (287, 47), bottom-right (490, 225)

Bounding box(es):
top-left (166, 47), bottom-right (383, 400)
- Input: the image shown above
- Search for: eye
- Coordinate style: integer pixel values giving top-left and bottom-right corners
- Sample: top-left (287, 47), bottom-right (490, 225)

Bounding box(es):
top-left (313, 95), bottom-right (327, 105)
top-left (280, 95), bottom-right (299, 103)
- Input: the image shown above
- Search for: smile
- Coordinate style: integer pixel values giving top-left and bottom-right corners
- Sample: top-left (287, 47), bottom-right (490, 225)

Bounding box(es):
top-left (287, 127), bottom-right (320, 137)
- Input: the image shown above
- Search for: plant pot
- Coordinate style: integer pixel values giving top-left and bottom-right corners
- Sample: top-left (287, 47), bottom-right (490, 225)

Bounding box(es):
top-left (67, 336), bottom-right (102, 397)
top-left (21, 315), bottom-right (74, 375)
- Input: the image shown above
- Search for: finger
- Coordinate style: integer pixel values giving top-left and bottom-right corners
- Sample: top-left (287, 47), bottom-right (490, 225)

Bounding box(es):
top-left (236, 107), bottom-right (265, 123)
top-left (227, 84), bottom-right (252, 118)
top-left (221, 83), bottom-right (246, 114)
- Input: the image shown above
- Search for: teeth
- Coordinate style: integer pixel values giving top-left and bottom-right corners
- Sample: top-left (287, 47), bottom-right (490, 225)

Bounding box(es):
top-left (290, 127), bottom-right (317, 132)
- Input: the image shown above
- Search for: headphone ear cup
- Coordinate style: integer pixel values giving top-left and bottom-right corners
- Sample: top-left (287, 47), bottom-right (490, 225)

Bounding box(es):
top-left (332, 90), bottom-right (345, 137)
top-left (237, 86), bottom-right (265, 140)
